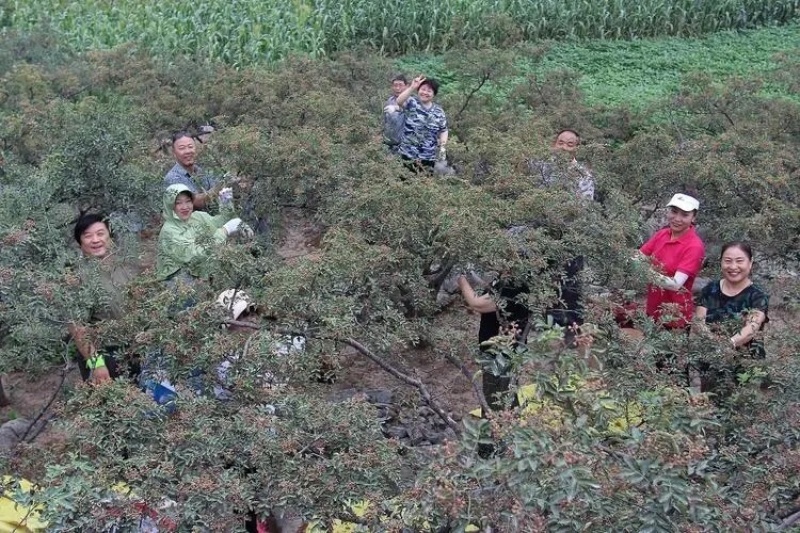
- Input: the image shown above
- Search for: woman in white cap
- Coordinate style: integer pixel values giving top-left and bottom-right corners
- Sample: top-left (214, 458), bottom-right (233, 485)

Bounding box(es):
top-left (636, 193), bottom-right (706, 330)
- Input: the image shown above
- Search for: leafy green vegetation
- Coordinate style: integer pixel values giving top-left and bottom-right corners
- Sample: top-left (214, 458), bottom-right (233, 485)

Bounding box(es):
top-left (3, 0), bottom-right (799, 64)
top-left (399, 24), bottom-right (800, 107)
top-left (0, 25), bottom-right (798, 528)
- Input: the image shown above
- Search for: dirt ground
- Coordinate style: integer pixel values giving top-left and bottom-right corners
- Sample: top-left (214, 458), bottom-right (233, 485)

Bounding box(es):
top-left (275, 207), bottom-right (482, 414)
top-left (0, 208), bottom-right (480, 442)
top-left (330, 307), bottom-right (483, 417)
top-left (0, 368), bottom-right (79, 424)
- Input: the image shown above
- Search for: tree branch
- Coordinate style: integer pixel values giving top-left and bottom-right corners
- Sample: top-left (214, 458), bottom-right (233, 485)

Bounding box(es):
top-left (441, 351), bottom-right (490, 417)
top-left (19, 357), bottom-right (69, 444)
top-left (218, 321), bottom-right (462, 435)
top-left (455, 72), bottom-right (491, 122)
top-left (779, 507), bottom-right (800, 530)
top-left (241, 332), bottom-right (258, 361)
top-left (338, 338), bottom-right (461, 435)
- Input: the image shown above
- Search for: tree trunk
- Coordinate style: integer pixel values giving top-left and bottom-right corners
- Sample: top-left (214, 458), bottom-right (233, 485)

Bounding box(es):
top-left (0, 376), bottom-right (10, 407)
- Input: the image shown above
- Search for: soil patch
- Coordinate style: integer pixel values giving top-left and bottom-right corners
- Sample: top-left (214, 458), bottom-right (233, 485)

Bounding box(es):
top-left (276, 207), bottom-right (322, 262)
top-left (331, 305), bottom-right (483, 419)
top-left (0, 368), bottom-right (79, 424)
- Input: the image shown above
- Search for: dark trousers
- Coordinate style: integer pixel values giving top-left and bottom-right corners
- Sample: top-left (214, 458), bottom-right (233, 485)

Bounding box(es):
top-left (546, 256), bottom-right (584, 346)
top-left (482, 372), bottom-right (520, 413)
top-left (478, 370), bottom-right (519, 458)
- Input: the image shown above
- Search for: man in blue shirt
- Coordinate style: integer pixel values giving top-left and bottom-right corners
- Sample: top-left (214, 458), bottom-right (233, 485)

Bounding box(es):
top-left (163, 131), bottom-right (219, 210)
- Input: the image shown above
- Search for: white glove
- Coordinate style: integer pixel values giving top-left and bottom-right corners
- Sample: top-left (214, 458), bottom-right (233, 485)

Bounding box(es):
top-left (218, 187), bottom-right (234, 205)
top-left (223, 218), bottom-right (242, 236)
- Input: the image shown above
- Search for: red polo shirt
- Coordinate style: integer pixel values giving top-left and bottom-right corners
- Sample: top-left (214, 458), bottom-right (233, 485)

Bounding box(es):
top-left (640, 226), bottom-right (705, 329)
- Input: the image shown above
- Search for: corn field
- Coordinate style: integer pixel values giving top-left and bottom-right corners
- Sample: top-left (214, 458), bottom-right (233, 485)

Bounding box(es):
top-left (3, 0), bottom-right (799, 64)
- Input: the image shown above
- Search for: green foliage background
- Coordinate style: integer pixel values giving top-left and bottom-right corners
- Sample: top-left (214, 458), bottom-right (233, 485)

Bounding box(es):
top-left (0, 12), bottom-right (798, 533)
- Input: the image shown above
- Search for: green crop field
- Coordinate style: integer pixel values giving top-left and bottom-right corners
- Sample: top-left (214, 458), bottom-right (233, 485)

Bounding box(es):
top-left (2, 0), bottom-right (799, 64)
top-left (398, 24), bottom-right (800, 107)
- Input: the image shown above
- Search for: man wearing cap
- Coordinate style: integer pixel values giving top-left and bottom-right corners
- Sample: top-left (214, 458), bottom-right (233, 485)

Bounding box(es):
top-left (164, 131), bottom-right (219, 210)
top-left (636, 193), bottom-right (706, 330)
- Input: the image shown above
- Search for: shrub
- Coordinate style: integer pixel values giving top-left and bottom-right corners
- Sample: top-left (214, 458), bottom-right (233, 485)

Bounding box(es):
top-left (0, 29), bottom-right (798, 530)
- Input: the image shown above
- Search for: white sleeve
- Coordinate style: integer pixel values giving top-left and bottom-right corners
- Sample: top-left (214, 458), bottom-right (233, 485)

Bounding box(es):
top-left (655, 271), bottom-right (690, 291)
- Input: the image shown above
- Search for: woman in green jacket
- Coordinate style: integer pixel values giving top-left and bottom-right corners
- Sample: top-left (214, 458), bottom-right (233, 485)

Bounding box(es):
top-left (156, 184), bottom-right (243, 281)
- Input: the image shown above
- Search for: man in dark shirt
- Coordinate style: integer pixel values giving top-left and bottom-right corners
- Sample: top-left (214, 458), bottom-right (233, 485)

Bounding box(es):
top-left (458, 275), bottom-right (529, 413)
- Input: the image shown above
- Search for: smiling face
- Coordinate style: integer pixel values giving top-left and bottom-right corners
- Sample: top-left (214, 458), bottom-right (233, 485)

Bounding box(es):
top-left (666, 206), bottom-right (696, 236)
top-left (172, 135), bottom-right (197, 169)
top-left (418, 82), bottom-right (435, 104)
top-left (174, 193), bottom-right (194, 221)
top-left (721, 245), bottom-right (753, 285)
top-left (79, 221), bottom-right (111, 258)
top-left (552, 130), bottom-right (580, 156)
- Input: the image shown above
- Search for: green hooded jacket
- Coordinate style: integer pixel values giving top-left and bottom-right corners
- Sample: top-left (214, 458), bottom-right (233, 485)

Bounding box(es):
top-left (156, 184), bottom-right (234, 280)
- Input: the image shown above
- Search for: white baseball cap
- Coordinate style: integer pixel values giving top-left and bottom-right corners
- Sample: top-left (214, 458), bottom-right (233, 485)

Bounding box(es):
top-left (666, 193), bottom-right (700, 213)
top-left (216, 289), bottom-right (255, 320)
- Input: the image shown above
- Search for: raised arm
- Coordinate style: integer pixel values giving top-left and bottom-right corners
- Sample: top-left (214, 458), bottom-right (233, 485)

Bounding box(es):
top-left (458, 275), bottom-right (497, 314)
top-left (396, 75), bottom-right (425, 107)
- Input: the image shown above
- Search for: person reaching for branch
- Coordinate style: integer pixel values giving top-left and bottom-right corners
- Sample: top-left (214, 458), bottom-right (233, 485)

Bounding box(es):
top-left (635, 193), bottom-right (706, 330)
top-left (164, 131), bottom-right (221, 211)
top-left (693, 242), bottom-right (769, 357)
top-left (691, 241), bottom-right (769, 395)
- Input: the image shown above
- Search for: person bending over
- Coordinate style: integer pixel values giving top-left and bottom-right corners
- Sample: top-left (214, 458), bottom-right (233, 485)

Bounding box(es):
top-left (458, 275), bottom-right (530, 413)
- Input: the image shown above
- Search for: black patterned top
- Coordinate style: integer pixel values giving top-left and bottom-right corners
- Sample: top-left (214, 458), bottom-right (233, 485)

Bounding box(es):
top-left (696, 280), bottom-right (769, 358)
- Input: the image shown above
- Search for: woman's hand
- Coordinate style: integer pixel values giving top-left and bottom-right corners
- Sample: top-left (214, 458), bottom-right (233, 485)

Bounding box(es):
top-left (410, 75), bottom-right (426, 90)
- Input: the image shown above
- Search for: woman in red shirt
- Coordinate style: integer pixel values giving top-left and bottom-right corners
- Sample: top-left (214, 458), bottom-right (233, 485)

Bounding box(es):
top-left (636, 194), bottom-right (706, 330)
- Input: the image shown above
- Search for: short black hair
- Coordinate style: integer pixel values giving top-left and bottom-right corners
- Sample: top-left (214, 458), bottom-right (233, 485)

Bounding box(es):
top-left (420, 78), bottom-right (440, 96)
top-left (74, 213), bottom-right (111, 244)
top-left (392, 74), bottom-right (408, 84)
top-left (720, 241), bottom-right (753, 261)
top-left (171, 130), bottom-right (194, 146)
